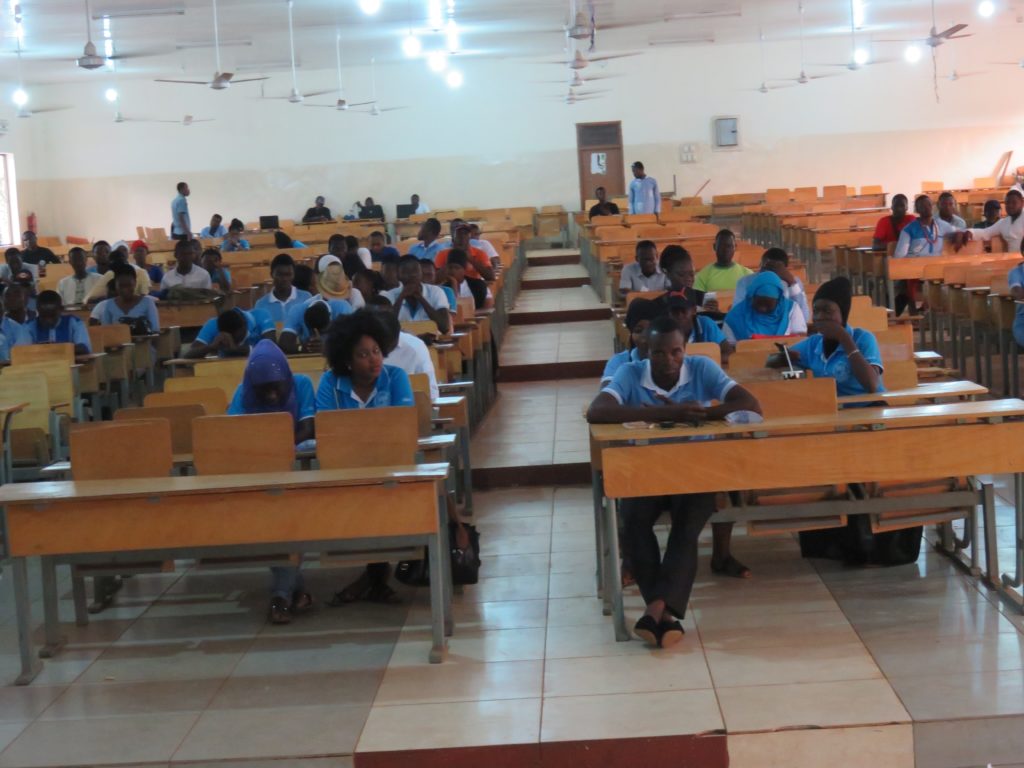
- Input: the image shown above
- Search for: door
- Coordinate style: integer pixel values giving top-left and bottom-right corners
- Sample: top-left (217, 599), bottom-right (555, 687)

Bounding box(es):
top-left (577, 121), bottom-right (624, 210)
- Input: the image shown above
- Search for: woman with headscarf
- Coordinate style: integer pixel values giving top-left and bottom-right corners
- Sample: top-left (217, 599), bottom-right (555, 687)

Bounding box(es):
top-left (227, 340), bottom-right (317, 624)
top-left (722, 271), bottom-right (807, 343)
top-left (317, 254), bottom-right (365, 309)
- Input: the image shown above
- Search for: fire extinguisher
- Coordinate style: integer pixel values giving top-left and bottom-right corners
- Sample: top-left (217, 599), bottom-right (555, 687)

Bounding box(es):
top-left (26, 211), bottom-right (37, 235)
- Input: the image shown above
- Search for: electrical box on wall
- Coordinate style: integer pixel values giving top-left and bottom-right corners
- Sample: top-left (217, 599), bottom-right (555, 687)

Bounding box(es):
top-left (679, 143), bottom-right (698, 164)
top-left (712, 116), bottom-right (740, 150)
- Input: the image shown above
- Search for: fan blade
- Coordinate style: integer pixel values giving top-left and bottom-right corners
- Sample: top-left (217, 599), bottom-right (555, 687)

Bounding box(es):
top-left (588, 52), bottom-right (641, 62)
top-left (231, 77), bottom-right (271, 83)
top-left (376, 107), bottom-right (408, 112)
top-left (189, 119), bottom-right (215, 123)
top-left (301, 88), bottom-right (336, 98)
top-left (107, 48), bottom-right (168, 60)
top-left (154, 79), bottom-right (210, 85)
top-left (30, 106), bottom-right (71, 114)
top-left (302, 104), bottom-right (338, 108)
top-left (348, 101), bottom-right (375, 107)
top-left (936, 23), bottom-right (968, 39)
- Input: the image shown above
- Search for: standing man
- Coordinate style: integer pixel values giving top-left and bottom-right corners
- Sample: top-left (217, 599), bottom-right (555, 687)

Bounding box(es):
top-left (589, 186), bottom-right (621, 220)
top-left (628, 161), bottom-right (660, 215)
top-left (170, 181), bottom-right (191, 241)
top-left (412, 194), bottom-right (430, 214)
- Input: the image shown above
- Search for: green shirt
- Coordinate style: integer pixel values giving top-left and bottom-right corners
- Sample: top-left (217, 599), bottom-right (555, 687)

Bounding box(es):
top-left (694, 262), bottom-right (753, 293)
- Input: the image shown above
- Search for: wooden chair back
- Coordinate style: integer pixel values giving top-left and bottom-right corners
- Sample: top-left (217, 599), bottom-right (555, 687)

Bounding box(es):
top-left (193, 358), bottom-right (248, 379)
top-left (725, 349), bottom-right (772, 374)
top-left (71, 419), bottom-right (173, 480)
top-left (192, 413), bottom-right (295, 475)
top-left (145, 387), bottom-right (229, 415)
top-left (0, 371), bottom-right (50, 434)
top-left (736, 336), bottom-right (807, 354)
top-left (114, 404), bottom-right (205, 453)
top-left (408, 372), bottom-right (432, 396)
top-left (743, 378), bottom-right (838, 419)
top-left (88, 323), bottom-right (131, 351)
top-left (686, 342), bottom-right (721, 366)
top-left (849, 304), bottom-right (888, 332)
top-left (625, 290), bottom-right (665, 308)
top-left (11, 343), bottom-right (75, 366)
top-left (882, 359), bottom-right (919, 390)
top-left (164, 375), bottom-right (237, 402)
top-left (315, 407), bottom-right (418, 469)
top-left (413, 390), bottom-right (433, 436)
top-left (5, 361), bottom-right (76, 416)
top-left (402, 320), bottom-right (440, 337)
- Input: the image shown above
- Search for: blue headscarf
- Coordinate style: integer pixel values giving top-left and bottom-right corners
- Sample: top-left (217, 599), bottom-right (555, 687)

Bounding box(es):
top-left (239, 339), bottom-right (298, 422)
top-left (724, 271), bottom-right (794, 340)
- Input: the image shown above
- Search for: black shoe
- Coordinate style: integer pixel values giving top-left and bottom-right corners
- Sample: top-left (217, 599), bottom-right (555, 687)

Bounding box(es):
top-left (659, 619), bottom-right (685, 649)
top-left (633, 615), bottom-right (661, 647)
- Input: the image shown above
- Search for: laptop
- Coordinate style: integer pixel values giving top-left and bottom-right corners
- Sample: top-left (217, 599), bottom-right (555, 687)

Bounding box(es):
top-left (259, 215), bottom-right (280, 230)
top-left (396, 203), bottom-right (417, 219)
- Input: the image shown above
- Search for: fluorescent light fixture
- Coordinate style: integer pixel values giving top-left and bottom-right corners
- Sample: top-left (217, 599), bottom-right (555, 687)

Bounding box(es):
top-left (176, 38), bottom-right (251, 49)
top-left (92, 5), bottom-right (183, 18)
top-left (904, 44), bottom-right (922, 63)
top-left (648, 35), bottom-right (715, 46)
top-left (852, 0), bottom-right (866, 28)
top-left (427, 49), bottom-right (447, 72)
top-left (664, 8), bottom-right (740, 20)
top-left (446, 19), bottom-right (458, 53)
top-left (978, 0), bottom-right (995, 17)
top-left (358, 0), bottom-right (381, 14)
top-left (402, 33), bottom-right (421, 57)
top-left (853, 47), bottom-right (870, 65)
top-left (12, 88), bottom-right (27, 107)
top-left (104, 88), bottom-right (118, 102)
top-left (428, 0), bottom-right (443, 30)
top-left (446, 69), bottom-right (463, 88)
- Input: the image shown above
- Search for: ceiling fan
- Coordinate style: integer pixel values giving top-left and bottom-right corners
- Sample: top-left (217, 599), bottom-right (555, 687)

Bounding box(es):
top-left (548, 48), bottom-right (638, 70)
top-left (155, 0), bottom-right (268, 90)
top-left (12, 43), bottom-right (69, 117)
top-left (349, 59), bottom-right (407, 116)
top-left (535, 70), bottom-right (618, 86)
top-left (263, 1), bottom-right (333, 103)
top-left (775, 2), bottom-right (841, 84)
top-left (550, 87), bottom-right (608, 105)
top-left (564, 0), bottom-right (669, 53)
top-left (115, 113), bottom-right (214, 126)
top-left (304, 32), bottom-right (375, 111)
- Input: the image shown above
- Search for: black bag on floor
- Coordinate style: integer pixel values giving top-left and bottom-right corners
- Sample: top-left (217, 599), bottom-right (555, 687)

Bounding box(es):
top-left (395, 523), bottom-right (481, 586)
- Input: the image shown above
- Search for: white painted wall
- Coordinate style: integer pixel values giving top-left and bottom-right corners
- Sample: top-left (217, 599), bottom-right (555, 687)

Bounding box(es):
top-left (10, 20), bottom-right (1024, 241)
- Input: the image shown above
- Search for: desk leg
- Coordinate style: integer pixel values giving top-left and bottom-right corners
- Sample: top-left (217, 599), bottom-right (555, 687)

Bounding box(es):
top-left (972, 323), bottom-right (983, 385)
top-left (460, 425), bottom-right (474, 518)
top-left (604, 499), bottom-right (628, 642)
top-left (1000, 473), bottom-right (1024, 612)
top-left (40, 557), bottom-right (64, 658)
top-left (591, 469), bottom-right (604, 598)
top-left (12, 558), bottom-right (40, 685)
top-left (428, 517), bottom-right (448, 663)
top-left (1000, 330), bottom-right (1011, 398)
top-left (983, 479), bottom-right (1001, 588)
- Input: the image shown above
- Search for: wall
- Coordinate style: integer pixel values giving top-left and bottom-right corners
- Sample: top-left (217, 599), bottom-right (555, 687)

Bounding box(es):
top-left (11, 19), bottom-right (1024, 241)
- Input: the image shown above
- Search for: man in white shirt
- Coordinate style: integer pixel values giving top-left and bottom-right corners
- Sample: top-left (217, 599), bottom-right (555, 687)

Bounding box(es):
top-left (383, 255), bottom-right (451, 333)
top-left (965, 189), bottom-right (1024, 253)
top-left (199, 214), bottom-right (228, 239)
top-left (57, 247), bottom-right (102, 306)
top-left (370, 302), bottom-right (439, 400)
top-left (628, 161), bottom-right (661, 215)
top-left (619, 240), bottom-right (668, 297)
top-left (412, 194), bottom-right (430, 215)
top-left (160, 239), bottom-right (213, 291)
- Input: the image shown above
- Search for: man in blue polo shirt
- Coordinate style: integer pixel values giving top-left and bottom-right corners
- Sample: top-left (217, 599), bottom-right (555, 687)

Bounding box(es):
top-left (408, 218), bottom-right (446, 263)
top-left (279, 295), bottom-right (353, 354)
top-left (893, 195), bottom-right (962, 258)
top-left (24, 290), bottom-right (91, 356)
top-left (587, 314), bottom-right (761, 649)
top-left (186, 307), bottom-right (275, 358)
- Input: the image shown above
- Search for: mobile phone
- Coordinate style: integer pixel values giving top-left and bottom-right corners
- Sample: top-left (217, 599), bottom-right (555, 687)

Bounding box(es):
top-left (657, 421), bottom-right (676, 429)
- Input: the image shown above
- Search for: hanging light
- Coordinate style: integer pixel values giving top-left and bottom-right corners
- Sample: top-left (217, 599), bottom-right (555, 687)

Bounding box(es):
top-left (446, 18), bottom-right (458, 52)
top-left (359, 0), bottom-right (381, 15)
top-left (446, 69), bottom-right (463, 88)
top-left (402, 33), bottom-right (421, 57)
top-left (104, 87), bottom-right (118, 102)
top-left (904, 44), bottom-right (922, 63)
top-left (427, 49), bottom-right (447, 72)
top-left (12, 88), bottom-right (27, 106)
top-left (978, 0), bottom-right (996, 17)
top-left (853, 47), bottom-right (870, 66)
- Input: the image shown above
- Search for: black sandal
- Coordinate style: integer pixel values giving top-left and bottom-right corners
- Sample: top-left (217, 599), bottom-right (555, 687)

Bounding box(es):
top-left (711, 555), bottom-right (752, 579)
top-left (292, 591), bottom-right (314, 614)
top-left (327, 574), bottom-right (371, 607)
top-left (633, 615), bottom-right (661, 647)
top-left (268, 597), bottom-right (292, 625)
top-left (659, 619), bottom-right (685, 648)
top-left (367, 583), bottom-right (401, 605)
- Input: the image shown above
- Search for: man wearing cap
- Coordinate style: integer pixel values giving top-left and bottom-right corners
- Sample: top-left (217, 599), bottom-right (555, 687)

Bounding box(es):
top-left (303, 196), bottom-right (332, 223)
top-left (20, 231), bottom-right (58, 266)
top-left (316, 254), bottom-right (365, 309)
top-left (628, 161), bottom-right (661, 215)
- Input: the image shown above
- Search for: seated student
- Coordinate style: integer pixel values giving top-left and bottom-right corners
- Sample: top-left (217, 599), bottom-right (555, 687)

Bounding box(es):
top-left (317, 254), bottom-right (365, 309)
top-left (161, 239), bottom-right (213, 293)
top-left (221, 226), bottom-right (251, 252)
top-left (57, 247), bottom-right (102, 306)
top-left (84, 246), bottom-right (152, 302)
top-left (965, 189), bottom-right (1024, 254)
top-left (379, 254), bottom-right (400, 291)
top-left (871, 194), bottom-right (915, 251)
top-left (367, 298), bottom-right (439, 400)
top-left (665, 293), bottom-right (732, 360)
top-left (768, 276), bottom-right (883, 395)
top-left (227, 340), bottom-right (316, 624)
top-left (254, 253), bottom-right (312, 325)
top-left (3, 283), bottom-right (35, 325)
top-left (274, 230), bottom-right (307, 250)
top-left (892, 194), bottom-right (963, 315)
top-left (186, 307), bottom-right (275, 358)
top-left (619, 240), bottom-right (668, 297)
top-left (89, 263), bottom-right (160, 332)
top-left (293, 263), bottom-right (315, 294)
top-left (201, 248), bottom-right (232, 295)
top-left (368, 231), bottom-right (400, 262)
top-left (443, 249), bottom-right (493, 310)
top-left (0, 307), bottom-right (27, 361)
top-left (975, 199), bottom-right (1002, 229)
top-left (199, 214), bottom-right (228, 240)
top-left (937, 191), bottom-right (966, 229)
top-left (694, 230), bottom-right (753, 310)
top-left (383, 256), bottom-right (452, 333)
top-left (587, 315), bottom-right (761, 647)
top-left (131, 241), bottom-right (163, 287)
top-left (657, 245), bottom-right (704, 308)
top-left (722, 271), bottom-right (807, 343)
top-left (1008, 244), bottom-right (1024, 348)
top-left (316, 310), bottom-right (414, 605)
top-left (87, 240), bottom-right (112, 275)
top-left (352, 268), bottom-right (384, 304)
top-left (345, 235), bottom-right (373, 272)
top-left (601, 297), bottom-right (660, 386)
top-left (279, 295), bottom-right (353, 354)
top-left (0, 248), bottom-right (37, 287)
top-left (468, 223), bottom-right (501, 267)
top-left (735, 248), bottom-right (810, 321)
top-left (419, 258), bottom-right (456, 311)
top-left (408, 218), bottom-right (446, 263)
top-left (435, 225), bottom-right (495, 281)
top-left (25, 290), bottom-right (92, 355)
top-left (20, 231), bottom-right (59, 266)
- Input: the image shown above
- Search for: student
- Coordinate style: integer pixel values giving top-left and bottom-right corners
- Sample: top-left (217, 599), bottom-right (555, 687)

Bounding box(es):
top-left (368, 230), bottom-right (400, 262)
top-left (201, 248), bottom-right (232, 294)
top-left (199, 213), bottom-right (228, 239)
top-left (665, 293), bottom-right (732, 359)
top-left (84, 246), bottom-right (152, 302)
top-left (89, 263), bottom-right (160, 332)
top-left (937, 191), bottom-right (966, 229)
top-left (221, 227), bottom-right (251, 252)
top-left (274, 230), bottom-right (307, 250)
top-left (408, 218), bottom-right (446, 263)
top-left (871, 194), bottom-right (915, 251)
top-left (132, 241), bottom-right (164, 287)
top-left (379, 255), bottom-right (400, 291)
top-left (893, 195), bottom-right (962, 316)
top-left (619, 240), bottom-right (668, 297)
top-left (383, 256), bottom-right (452, 333)
top-left (975, 199), bottom-right (1002, 229)
top-left (443, 249), bottom-right (493, 310)
top-left (0, 248), bottom-right (37, 286)
top-left (419, 258), bottom-right (456, 311)
top-left (965, 189), bottom-right (1024, 254)
top-left (601, 297), bottom-right (660, 386)
top-left (227, 340), bottom-right (316, 624)
top-left (657, 245), bottom-right (704, 307)
top-left (368, 299), bottom-right (439, 400)
top-left (25, 290), bottom-right (92, 355)
top-left (722, 271), bottom-right (807, 343)
top-left (768, 277), bottom-right (883, 396)
top-left (587, 315), bottom-right (761, 647)
top-left (186, 307), bottom-right (275, 358)
top-left (57, 247), bottom-right (102, 306)
top-left (161, 239), bottom-right (213, 292)
top-left (734, 247), bottom-right (810, 321)
top-left (435, 225), bottom-right (495, 281)
top-left (317, 255), bottom-right (365, 309)
top-left (302, 196), bottom-right (332, 223)
top-left (345, 235), bottom-right (373, 272)
top-left (316, 310), bottom-right (414, 606)
top-left (0, 308), bottom-right (26, 361)
top-left (589, 185), bottom-right (620, 220)
top-left (279, 295), bottom-right (353, 354)
top-left (293, 264), bottom-right (315, 294)
top-left (20, 231), bottom-right (59, 266)
top-left (1009, 242), bottom-right (1024, 348)
top-left (3, 283), bottom-right (35, 325)
top-left (88, 240), bottom-right (112, 275)
top-left (467, 224), bottom-right (501, 266)
top-left (352, 268), bottom-right (385, 304)
top-left (254, 254), bottom-right (312, 325)
top-left (694, 230), bottom-right (752, 305)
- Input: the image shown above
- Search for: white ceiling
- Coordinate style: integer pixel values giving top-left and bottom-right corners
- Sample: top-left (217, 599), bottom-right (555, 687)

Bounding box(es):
top-left (3, 0), bottom-right (1018, 85)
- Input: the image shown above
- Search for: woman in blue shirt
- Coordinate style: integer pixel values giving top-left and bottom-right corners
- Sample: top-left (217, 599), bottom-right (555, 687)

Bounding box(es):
top-left (317, 310), bottom-right (414, 605)
top-left (89, 264), bottom-right (160, 332)
top-left (601, 298), bottom-right (660, 386)
top-left (665, 293), bottom-right (732, 362)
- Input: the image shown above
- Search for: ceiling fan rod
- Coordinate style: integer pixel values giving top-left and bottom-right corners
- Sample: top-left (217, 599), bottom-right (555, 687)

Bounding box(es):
top-left (212, 0), bottom-right (222, 73)
top-left (288, 0), bottom-right (298, 90)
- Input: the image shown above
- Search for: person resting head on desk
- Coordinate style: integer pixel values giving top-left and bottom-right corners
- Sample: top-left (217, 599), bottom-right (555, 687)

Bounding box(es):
top-left (735, 247), bottom-right (810, 322)
top-left (279, 294), bottom-right (353, 355)
top-left (186, 307), bottom-right (275, 359)
top-left (274, 230), bottom-right (306, 250)
top-left (722, 271), bottom-right (807, 344)
top-left (227, 339), bottom-right (316, 625)
top-left (587, 314), bottom-right (761, 648)
top-left (601, 297), bottom-right (661, 386)
top-left (767, 276), bottom-right (884, 397)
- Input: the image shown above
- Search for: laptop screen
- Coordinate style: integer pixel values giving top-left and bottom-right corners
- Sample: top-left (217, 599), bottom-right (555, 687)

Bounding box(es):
top-left (259, 215), bottom-right (280, 230)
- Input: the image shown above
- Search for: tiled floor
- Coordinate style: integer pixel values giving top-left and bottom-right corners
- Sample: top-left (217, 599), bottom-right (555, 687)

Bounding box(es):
top-left (499, 322), bottom-right (613, 367)
top-left (510, 287), bottom-right (608, 314)
top-left (521, 264), bottom-right (590, 282)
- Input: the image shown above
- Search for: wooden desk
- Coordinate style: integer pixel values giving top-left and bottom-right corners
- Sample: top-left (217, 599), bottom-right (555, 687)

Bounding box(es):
top-left (0, 464), bottom-right (452, 684)
top-left (837, 380), bottom-right (987, 405)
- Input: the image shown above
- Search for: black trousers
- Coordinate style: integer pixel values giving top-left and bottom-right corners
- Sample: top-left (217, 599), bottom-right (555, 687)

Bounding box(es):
top-left (621, 493), bottom-right (716, 619)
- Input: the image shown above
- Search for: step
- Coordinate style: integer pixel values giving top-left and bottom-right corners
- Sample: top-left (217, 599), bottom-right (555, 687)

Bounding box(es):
top-left (499, 360), bottom-right (606, 381)
top-left (521, 263), bottom-right (591, 290)
top-left (526, 248), bottom-right (581, 267)
top-left (509, 288), bottom-right (611, 325)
